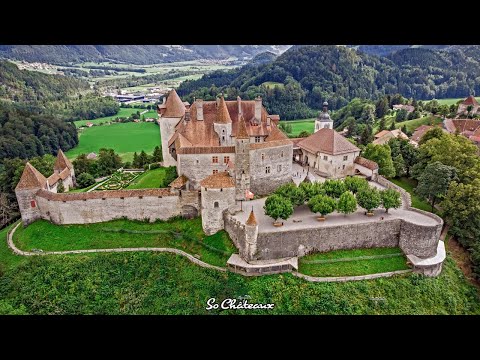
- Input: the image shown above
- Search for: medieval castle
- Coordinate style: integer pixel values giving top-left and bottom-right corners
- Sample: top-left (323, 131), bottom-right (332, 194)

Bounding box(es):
top-left (14, 90), bottom-right (446, 277)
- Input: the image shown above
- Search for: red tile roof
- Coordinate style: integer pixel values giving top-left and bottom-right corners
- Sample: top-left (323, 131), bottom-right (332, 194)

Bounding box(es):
top-left (36, 188), bottom-right (175, 201)
top-left (15, 163), bottom-right (47, 190)
top-left (411, 125), bottom-right (433, 142)
top-left (169, 175), bottom-right (189, 189)
top-left (54, 149), bottom-right (73, 171)
top-left (297, 129), bottom-right (360, 155)
top-left (162, 89), bottom-right (186, 118)
top-left (246, 209), bottom-right (258, 226)
top-left (216, 96), bottom-right (232, 124)
top-left (462, 95), bottom-right (479, 106)
top-left (200, 172), bottom-right (235, 189)
top-left (354, 156), bottom-right (378, 170)
top-left (374, 130), bottom-right (390, 138)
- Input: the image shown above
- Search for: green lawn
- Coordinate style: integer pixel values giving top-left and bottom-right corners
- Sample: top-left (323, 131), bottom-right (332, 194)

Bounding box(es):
top-left (395, 115), bottom-right (443, 133)
top-left (126, 167), bottom-right (176, 189)
top-left (390, 177), bottom-right (433, 212)
top-left (12, 218), bottom-right (235, 267)
top-left (299, 248), bottom-right (409, 277)
top-left (74, 108), bottom-right (158, 128)
top-left (66, 122), bottom-right (160, 162)
top-left (279, 118), bottom-right (315, 137)
top-left (434, 97), bottom-right (480, 106)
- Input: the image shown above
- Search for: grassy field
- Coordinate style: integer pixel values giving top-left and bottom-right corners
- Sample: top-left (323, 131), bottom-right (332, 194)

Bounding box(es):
top-left (74, 108), bottom-right (158, 128)
top-left (66, 122), bottom-right (160, 162)
top-left (262, 81), bottom-right (285, 89)
top-left (298, 248), bottom-right (409, 277)
top-left (279, 118), bottom-right (315, 137)
top-left (126, 167), bottom-right (176, 189)
top-left (434, 97), bottom-right (480, 106)
top-left (13, 218), bottom-right (235, 267)
top-left (390, 177), bottom-right (432, 212)
top-left (395, 116), bottom-right (443, 133)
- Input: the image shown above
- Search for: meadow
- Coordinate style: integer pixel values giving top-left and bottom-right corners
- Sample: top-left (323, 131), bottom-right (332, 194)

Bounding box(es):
top-left (66, 122), bottom-right (160, 162)
top-left (74, 108), bottom-right (158, 127)
top-left (126, 167), bottom-right (177, 189)
top-left (434, 97), bottom-right (480, 106)
top-left (279, 118), bottom-right (315, 137)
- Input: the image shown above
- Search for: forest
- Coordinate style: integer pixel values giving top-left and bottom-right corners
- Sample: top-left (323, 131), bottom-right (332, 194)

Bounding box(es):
top-left (177, 45), bottom-right (480, 119)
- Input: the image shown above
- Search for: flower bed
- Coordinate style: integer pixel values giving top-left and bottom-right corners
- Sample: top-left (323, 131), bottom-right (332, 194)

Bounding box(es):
top-left (96, 171), bottom-right (142, 191)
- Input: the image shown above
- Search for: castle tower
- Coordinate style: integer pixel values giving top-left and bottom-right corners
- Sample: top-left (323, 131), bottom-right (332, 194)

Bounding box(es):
top-left (15, 162), bottom-right (47, 226)
top-left (314, 101), bottom-right (333, 132)
top-left (213, 95), bottom-right (233, 146)
top-left (158, 89), bottom-right (186, 167)
top-left (235, 115), bottom-right (251, 200)
top-left (54, 149), bottom-right (76, 188)
top-left (200, 172), bottom-right (236, 235)
top-left (244, 208), bottom-right (259, 261)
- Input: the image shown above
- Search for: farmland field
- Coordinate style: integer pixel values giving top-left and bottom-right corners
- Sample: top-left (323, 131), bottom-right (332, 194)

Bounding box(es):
top-left (74, 108), bottom-right (158, 128)
top-left (434, 97), bottom-right (480, 106)
top-left (279, 118), bottom-right (315, 137)
top-left (66, 122), bottom-right (160, 162)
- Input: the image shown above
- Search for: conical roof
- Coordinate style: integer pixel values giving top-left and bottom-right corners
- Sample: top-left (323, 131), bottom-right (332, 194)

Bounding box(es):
top-left (246, 208), bottom-right (258, 226)
top-left (163, 89), bottom-right (186, 117)
top-left (54, 149), bottom-right (73, 171)
top-left (237, 115), bottom-right (249, 139)
top-left (216, 96), bottom-right (232, 124)
top-left (463, 95), bottom-right (479, 106)
top-left (15, 162), bottom-right (47, 190)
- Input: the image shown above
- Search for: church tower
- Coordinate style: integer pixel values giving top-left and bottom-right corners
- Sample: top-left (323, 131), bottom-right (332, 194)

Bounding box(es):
top-left (314, 101), bottom-right (333, 132)
top-left (235, 115), bottom-right (251, 200)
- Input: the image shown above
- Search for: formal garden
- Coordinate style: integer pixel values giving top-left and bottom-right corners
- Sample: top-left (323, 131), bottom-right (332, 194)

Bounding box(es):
top-left (263, 177), bottom-right (402, 226)
top-left (95, 170), bottom-right (142, 190)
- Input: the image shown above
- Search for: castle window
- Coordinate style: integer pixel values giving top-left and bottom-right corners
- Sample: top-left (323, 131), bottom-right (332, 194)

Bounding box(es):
top-left (343, 155), bottom-right (348, 161)
top-left (222, 129), bottom-right (225, 133)
top-left (343, 165), bottom-right (346, 170)
top-left (255, 136), bottom-right (261, 143)
top-left (196, 159), bottom-right (199, 165)
top-left (222, 136), bottom-right (225, 142)
top-left (214, 202), bottom-right (219, 208)
top-left (261, 153), bottom-right (265, 162)
top-left (213, 169), bottom-right (218, 174)
top-left (281, 151), bottom-right (284, 158)
top-left (323, 156), bottom-right (328, 161)
top-left (277, 165), bottom-right (282, 172)
top-left (224, 156), bottom-right (230, 164)
top-left (30, 200), bottom-right (36, 208)
top-left (212, 156), bottom-right (219, 164)
top-left (265, 166), bottom-right (271, 174)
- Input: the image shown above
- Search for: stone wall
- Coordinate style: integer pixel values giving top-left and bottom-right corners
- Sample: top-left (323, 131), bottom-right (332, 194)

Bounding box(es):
top-left (224, 208), bottom-right (247, 259)
top-left (201, 186), bottom-right (236, 235)
top-left (250, 143), bottom-right (292, 195)
top-left (159, 117), bottom-right (181, 167)
top-left (16, 189), bottom-right (42, 226)
top-left (302, 149), bottom-right (360, 178)
top-left (178, 152), bottom-right (235, 189)
top-left (34, 188), bottom-right (200, 225)
top-left (255, 220), bottom-right (402, 260)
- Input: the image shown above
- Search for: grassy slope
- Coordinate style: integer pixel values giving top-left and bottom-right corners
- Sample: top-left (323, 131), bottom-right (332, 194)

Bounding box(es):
top-left (12, 218), bottom-right (234, 267)
top-left (298, 248), bottom-right (409, 277)
top-left (390, 177), bottom-right (432, 212)
top-left (395, 115), bottom-right (443, 133)
top-left (279, 119), bottom-right (315, 137)
top-left (66, 122), bottom-right (160, 162)
top-left (74, 108), bottom-right (158, 128)
top-left (435, 97), bottom-right (480, 106)
top-left (126, 168), bottom-right (167, 189)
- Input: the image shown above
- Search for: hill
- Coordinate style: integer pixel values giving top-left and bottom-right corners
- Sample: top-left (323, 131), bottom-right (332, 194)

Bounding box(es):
top-left (350, 45), bottom-right (451, 57)
top-left (177, 45), bottom-right (480, 119)
top-left (250, 51), bottom-right (278, 65)
top-left (0, 45), bottom-right (292, 65)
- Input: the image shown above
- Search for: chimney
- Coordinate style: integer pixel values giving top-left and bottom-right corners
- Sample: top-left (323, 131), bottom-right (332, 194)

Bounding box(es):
top-left (237, 96), bottom-right (242, 117)
top-left (184, 109), bottom-right (191, 122)
top-left (255, 96), bottom-right (262, 123)
top-left (195, 99), bottom-right (204, 121)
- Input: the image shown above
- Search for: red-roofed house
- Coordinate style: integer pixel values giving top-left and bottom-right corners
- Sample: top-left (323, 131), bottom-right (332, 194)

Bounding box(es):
top-left (456, 95), bottom-right (480, 117)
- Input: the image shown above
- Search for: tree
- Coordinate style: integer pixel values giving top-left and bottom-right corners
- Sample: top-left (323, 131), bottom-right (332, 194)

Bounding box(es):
top-left (298, 130), bottom-right (310, 138)
top-left (375, 97), bottom-right (389, 119)
top-left (72, 154), bottom-right (94, 177)
top-left (337, 191), bottom-right (357, 215)
top-left (152, 146), bottom-right (163, 162)
top-left (416, 161), bottom-right (458, 211)
top-left (380, 189), bottom-right (402, 213)
top-left (29, 154), bottom-right (56, 177)
top-left (56, 180), bottom-right (65, 193)
top-left (389, 118), bottom-right (396, 130)
top-left (357, 187), bottom-right (381, 214)
top-left (396, 109), bottom-right (407, 122)
top-left (76, 172), bottom-right (95, 188)
top-left (392, 154), bottom-right (406, 177)
top-left (345, 116), bottom-right (357, 137)
top-left (263, 194), bottom-right (294, 223)
top-left (322, 179), bottom-right (347, 198)
top-left (362, 143), bottom-right (395, 178)
top-left (275, 183), bottom-right (305, 207)
top-left (138, 150), bottom-right (150, 168)
top-left (308, 194), bottom-right (337, 219)
top-left (344, 176), bottom-right (369, 194)
top-left (96, 148), bottom-right (122, 177)
top-left (360, 124), bottom-right (373, 145)
top-left (418, 127), bottom-right (444, 145)
top-left (299, 182), bottom-right (324, 201)
top-left (285, 123), bottom-right (293, 134)
top-left (132, 152), bottom-right (139, 168)
top-left (378, 117), bottom-right (386, 131)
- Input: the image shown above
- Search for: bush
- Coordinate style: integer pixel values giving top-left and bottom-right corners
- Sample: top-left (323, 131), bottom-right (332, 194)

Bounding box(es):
top-left (308, 195), bottom-right (337, 218)
top-left (357, 187), bottom-right (381, 213)
top-left (76, 173), bottom-right (96, 188)
top-left (263, 194), bottom-right (294, 222)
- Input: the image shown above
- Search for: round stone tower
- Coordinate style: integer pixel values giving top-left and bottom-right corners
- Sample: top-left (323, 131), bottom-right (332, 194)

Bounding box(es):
top-left (314, 101), bottom-right (333, 132)
top-left (244, 207), bottom-right (259, 261)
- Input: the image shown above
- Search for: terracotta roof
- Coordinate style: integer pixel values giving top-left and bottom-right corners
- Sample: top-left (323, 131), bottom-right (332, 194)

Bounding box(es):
top-left (354, 156), bottom-right (379, 170)
top-left (246, 209), bottom-right (258, 226)
top-left (36, 188), bottom-right (175, 201)
top-left (297, 128), bottom-right (360, 155)
top-left (411, 125), bottom-right (433, 142)
top-left (162, 89), bottom-right (185, 118)
top-left (289, 138), bottom-right (304, 147)
top-left (372, 129), bottom-right (408, 145)
top-left (236, 115), bottom-right (249, 139)
top-left (177, 146), bottom-right (235, 155)
top-left (200, 172), bottom-right (235, 189)
top-left (169, 175), bottom-right (188, 189)
top-left (266, 126), bottom-right (289, 141)
top-left (47, 168), bottom-right (71, 186)
top-left (452, 119), bottom-right (480, 133)
top-left (443, 118), bottom-right (457, 133)
top-left (216, 96), bottom-right (232, 124)
top-left (15, 163), bottom-right (48, 190)
top-left (250, 139), bottom-right (292, 149)
top-left (54, 149), bottom-right (73, 171)
top-left (462, 95), bottom-right (479, 106)
top-left (374, 130), bottom-right (390, 138)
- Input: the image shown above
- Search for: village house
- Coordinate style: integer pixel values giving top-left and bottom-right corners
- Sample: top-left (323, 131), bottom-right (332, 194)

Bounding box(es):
top-left (373, 129), bottom-right (409, 145)
top-left (456, 95), bottom-right (480, 117)
top-left (443, 118), bottom-right (480, 144)
top-left (393, 104), bottom-right (415, 113)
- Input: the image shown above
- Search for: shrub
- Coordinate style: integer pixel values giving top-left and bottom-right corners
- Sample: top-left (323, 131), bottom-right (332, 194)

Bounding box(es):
top-left (76, 173), bottom-right (95, 188)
